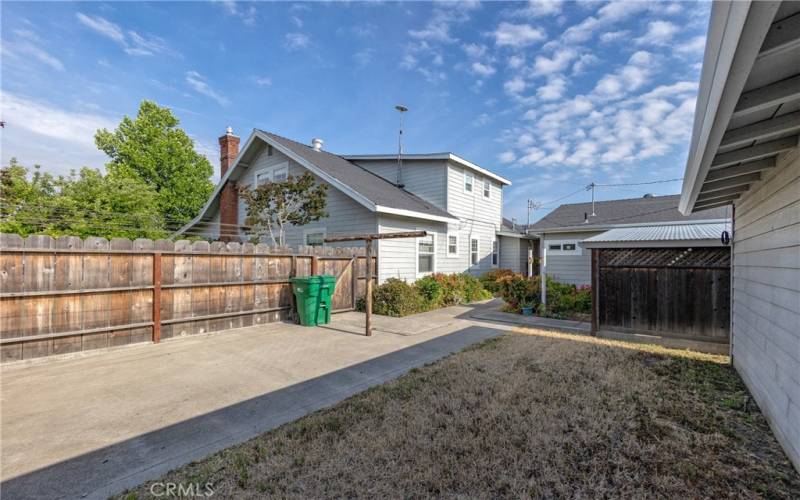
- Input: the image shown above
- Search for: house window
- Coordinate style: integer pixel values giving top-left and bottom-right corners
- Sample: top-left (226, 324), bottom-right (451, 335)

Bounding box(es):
top-left (273, 165), bottom-right (288, 182)
top-left (447, 233), bottom-right (458, 257)
top-left (483, 180), bottom-right (491, 198)
top-left (256, 171), bottom-right (271, 186)
top-left (562, 243), bottom-right (576, 251)
top-left (267, 145), bottom-right (273, 156)
top-left (549, 244), bottom-right (562, 251)
top-left (471, 238), bottom-right (479, 265)
top-left (492, 240), bottom-right (498, 266)
top-left (418, 233), bottom-right (435, 274)
top-left (465, 172), bottom-right (473, 193)
top-left (305, 230), bottom-right (326, 247)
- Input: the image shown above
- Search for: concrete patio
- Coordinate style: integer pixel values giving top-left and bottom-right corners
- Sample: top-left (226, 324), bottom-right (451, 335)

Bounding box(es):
top-left (1, 303), bottom-right (507, 499)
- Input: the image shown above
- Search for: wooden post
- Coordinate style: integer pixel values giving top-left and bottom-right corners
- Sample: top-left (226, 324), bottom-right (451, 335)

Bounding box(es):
top-left (351, 253), bottom-right (357, 310)
top-left (152, 251), bottom-right (162, 343)
top-left (311, 255), bottom-right (318, 276)
top-left (365, 239), bottom-right (373, 337)
top-left (591, 248), bottom-right (598, 337)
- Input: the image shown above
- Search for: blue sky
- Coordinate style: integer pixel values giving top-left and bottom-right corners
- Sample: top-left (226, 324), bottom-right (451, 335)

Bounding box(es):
top-left (1, 1), bottom-right (710, 221)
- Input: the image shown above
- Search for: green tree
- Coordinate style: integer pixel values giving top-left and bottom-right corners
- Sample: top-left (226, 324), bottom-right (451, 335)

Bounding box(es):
top-left (240, 173), bottom-right (328, 246)
top-left (94, 100), bottom-right (214, 226)
top-left (0, 159), bottom-right (165, 239)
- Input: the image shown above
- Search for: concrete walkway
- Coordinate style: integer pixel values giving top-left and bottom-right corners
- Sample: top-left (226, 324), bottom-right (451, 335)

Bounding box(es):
top-left (469, 302), bottom-right (591, 334)
top-left (1, 303), bottom-right (507, 500)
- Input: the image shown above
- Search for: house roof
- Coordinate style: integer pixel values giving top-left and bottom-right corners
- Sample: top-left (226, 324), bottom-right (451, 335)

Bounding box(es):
top-left (343, 153), bottom-right (512, 185)
top-left (580, 222), bottom-right (728, 249)
top-left (258, 131), bottom-right (457, 222)
top-left (177, 130), bottom-right (461, 236)
top-left (679, 1), bottom-right (800, 214)
top-left (527, 194), bottom-right (729, 233)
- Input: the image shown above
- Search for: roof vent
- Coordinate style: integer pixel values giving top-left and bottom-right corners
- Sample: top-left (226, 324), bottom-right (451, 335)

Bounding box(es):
top-left (311, 138), bottom-right (324, 151)
top-left (643, 193), bottom-right (655, 198)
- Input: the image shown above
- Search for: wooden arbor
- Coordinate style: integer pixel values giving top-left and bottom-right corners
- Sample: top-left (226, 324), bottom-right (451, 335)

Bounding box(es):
top-left (324, 231), bottom-right (427, 336)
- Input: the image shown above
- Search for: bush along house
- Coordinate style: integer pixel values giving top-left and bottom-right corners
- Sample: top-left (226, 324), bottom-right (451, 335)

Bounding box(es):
top-left (177, 128), bottom-right (537, 283)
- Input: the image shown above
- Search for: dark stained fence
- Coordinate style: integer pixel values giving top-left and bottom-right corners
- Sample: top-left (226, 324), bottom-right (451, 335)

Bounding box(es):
top-left (0, 234), bottom-right (374, 363)
top-left (594, 247), bottom-right (731, 343)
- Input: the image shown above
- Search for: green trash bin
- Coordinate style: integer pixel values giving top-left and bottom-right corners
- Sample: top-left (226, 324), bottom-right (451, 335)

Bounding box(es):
top-left (290, 275), bottom-right (337, 326)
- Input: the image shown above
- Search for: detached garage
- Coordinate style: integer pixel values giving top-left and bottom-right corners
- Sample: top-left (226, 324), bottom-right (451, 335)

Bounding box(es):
top-left (582, 223), bottom-right (731, 354)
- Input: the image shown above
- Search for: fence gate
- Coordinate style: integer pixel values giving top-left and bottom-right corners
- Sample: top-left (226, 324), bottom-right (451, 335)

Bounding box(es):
top-left (593, 247), bottom-right (731, 344)
top-left (317, 254), bottom-right (375, 313)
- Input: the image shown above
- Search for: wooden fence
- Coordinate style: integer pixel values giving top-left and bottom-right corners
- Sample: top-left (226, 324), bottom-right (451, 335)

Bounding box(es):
top-left (592, 247), bottom-right (731, 343)
top-left (0, 234), bottom-right (375, 362)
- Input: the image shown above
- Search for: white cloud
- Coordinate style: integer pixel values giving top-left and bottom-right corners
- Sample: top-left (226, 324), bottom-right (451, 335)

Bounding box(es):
top-left (593, 51), bottom-right (653, 99)
top-left (408, 1), bottom-right (478, 43)
top-left (572, 53), bottom-right (599, 74)
top-left (498, 151), bottom-right (516, 163)
top-left (676, 35), bottom-right (706, 54)
top-left (291, 16), bottom-right (303, 28)
top-left (470, 62), bottom-right (496, 77)
top-left (508, 54), bottom-right (525, 69)
top-left (76, 13), bottom-right (174, 56)
top-left (253, 76), bottom-right (272, 86)
top-left (354, 49), bottom-right (374, 66)
top-left (463, 42), bottom-right (487, 58)
top-left (561, 2), bottom-right (648, 44)
top-left (284, 32), bottom-right (311, 50)
top-left (400, 54), bottom-right (418, 69)
top-left (636, 20), bottom-right (678, 45)
top-left (515, 0), bottom-right (563, 18)
top-left (537, 77), bottom-right (566, 101)
top-left (532, 48), bottom-right (576, 75)
top-left (217, 0), bottom-right (257, 25)
top-left (0, 91), bottom-right (116, 174)
top-left (504, 76), bottom-right (527, 94)
top-left (599, 30), bottom-right (629, 43)
top-left (185, 71), bottom-right (229, 105)
top-left (492, 22), bottom-right (546, 47)
top-left (5, 41), bottom-right (64, 72)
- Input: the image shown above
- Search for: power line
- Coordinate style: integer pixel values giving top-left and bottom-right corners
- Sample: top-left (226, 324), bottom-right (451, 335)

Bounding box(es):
top-left (595, 177), bottom-right (683, 187)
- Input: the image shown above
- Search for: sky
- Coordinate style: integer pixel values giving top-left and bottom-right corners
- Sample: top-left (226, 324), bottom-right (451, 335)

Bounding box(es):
top-left (0, 0), bottom-right (711, 222)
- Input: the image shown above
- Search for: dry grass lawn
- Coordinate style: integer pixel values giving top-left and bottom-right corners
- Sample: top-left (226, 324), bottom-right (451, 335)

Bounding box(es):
top-left (119, 329), bottom-right (800, 499)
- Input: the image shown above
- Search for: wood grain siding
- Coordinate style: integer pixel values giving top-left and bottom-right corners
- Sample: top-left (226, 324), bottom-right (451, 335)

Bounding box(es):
top-left (730, 148), bottom-right (800, 469)
top-left (241, 146), bottom-right (378, 248)
top-left (542, 231), bottom-right (604, 285)
top-left (376, 215), bottom-right (447, 282)
top-left (351, 159), bottom-right (447, 210)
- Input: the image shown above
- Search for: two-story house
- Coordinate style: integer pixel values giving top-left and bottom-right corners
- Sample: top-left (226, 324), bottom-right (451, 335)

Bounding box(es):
top-left (178, 128), bottom-right (535, 283)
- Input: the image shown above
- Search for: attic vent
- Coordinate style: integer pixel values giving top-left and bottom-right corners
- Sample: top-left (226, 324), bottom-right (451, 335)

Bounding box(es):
top-left (643, 193), bottom-right (655, 198)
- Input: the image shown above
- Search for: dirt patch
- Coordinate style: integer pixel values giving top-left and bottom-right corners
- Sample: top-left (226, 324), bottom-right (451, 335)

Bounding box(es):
top-left (118, 329), bottom-right (800, 499)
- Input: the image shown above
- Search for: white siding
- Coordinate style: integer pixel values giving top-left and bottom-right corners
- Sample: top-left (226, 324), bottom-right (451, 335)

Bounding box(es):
top-left (376, 214), bottom-right (447, 283)
top-left (351, 159), bottom-right (447, 210)
top-left (541, 231), bottom-right (603, 285)
top-left (730, 148), bottom-right (800, 469)
top-left (499, 236), bottom-right (521, 271)
top-left (239, 145), bottom-right (377, 247)
top-left (446, 163), bottom-right (503, 226)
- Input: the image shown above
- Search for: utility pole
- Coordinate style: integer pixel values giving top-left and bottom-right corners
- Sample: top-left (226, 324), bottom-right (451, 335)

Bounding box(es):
top-left (395, 105), bottom-right (408, 187)
top-left (587, 182), bottom-right (596, 216)
top-left (526, 199), bottom-right (541, 229)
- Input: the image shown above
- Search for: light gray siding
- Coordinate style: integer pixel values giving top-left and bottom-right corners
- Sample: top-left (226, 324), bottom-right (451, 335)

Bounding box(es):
top-left (351, 159), bottom-right (447, 210)
top-left (376, 214), bottom-right (447, 283)
top-left (541, 231), bottom-right (603, 285)
top-left (499, 236), bottom-right (520, 271)
top-left (446, 163), bottom-right (503, 226)
top-left (239, 145), bottom-right (377, 247)
top-left (730, 148), bottom-right (800, 469)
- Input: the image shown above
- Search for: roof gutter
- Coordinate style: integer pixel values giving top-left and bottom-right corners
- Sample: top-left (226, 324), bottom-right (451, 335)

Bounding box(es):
top-left (679, 1), bottom-right (782, 214)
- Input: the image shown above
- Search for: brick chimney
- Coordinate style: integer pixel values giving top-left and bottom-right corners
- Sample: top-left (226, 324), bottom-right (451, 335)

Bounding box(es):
top-left (219, 127), bottom-right (240, 242)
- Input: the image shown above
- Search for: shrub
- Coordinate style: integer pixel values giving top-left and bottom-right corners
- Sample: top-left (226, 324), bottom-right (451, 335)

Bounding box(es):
top-left (415, 275), bottom-right (444, 307)
top-left (480, 269), bottom-right (515, 294)
top-left (496, 274), bottom-right (591, 318)
top-left (369, 278), bottom-right (424, 317)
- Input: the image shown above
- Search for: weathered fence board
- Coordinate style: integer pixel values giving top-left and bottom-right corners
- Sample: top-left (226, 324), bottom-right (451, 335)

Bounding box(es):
top-left (595, 247), bottom-right (731, 343)
top-left (0, 233), bottom-right (373, 362)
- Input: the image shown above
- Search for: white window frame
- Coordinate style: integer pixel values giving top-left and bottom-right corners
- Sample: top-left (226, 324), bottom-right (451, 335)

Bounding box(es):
top-left (483, 180), bottom-right (491, 198)
top-left (446, 232), bottom-right (458, 258)
top-left (253, 161), bottom-right (290, 186)
top-left (464, 171), bottom-right (474, 193)
top-left (303, 228), bottom-right (326, 247)
top-left (491, 239), bottom-right (498, 267)
top-left (546, 239), bottom-right (582, 256)
top-left (470, 237), bottom-right (479, 266)
top-left (416, 231), bottom-right (436, 276)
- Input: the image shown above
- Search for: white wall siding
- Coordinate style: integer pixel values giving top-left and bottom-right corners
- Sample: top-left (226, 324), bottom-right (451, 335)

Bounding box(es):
top-left (239, 145), bottom-right (377, 247)
top-left (350, 159), bottom-right (447, 210)
top-left (376, 214), bottom-right (447, 283)
top-left (730, 148), bottom-right (800, 469)
top-left (446, 162), bottom-right (503, 226)
top-left (542, 231), bottom-right (602, 285)
top-left (499, 236), bottom-right (521, 271)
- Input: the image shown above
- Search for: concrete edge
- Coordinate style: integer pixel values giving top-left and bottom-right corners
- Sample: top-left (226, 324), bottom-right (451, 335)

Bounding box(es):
top-left (597, 329), bottom-right (730, 355)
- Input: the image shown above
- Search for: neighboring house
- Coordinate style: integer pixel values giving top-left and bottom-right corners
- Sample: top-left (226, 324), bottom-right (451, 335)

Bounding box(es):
top-left (179, 128), bottom-right (519, 283)
top-left (498, 218), bottom-right (538, 276)
top-left (679, 1), bottom-right (800, 470)
top-left (526, 194), bottom-right (729, 285)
